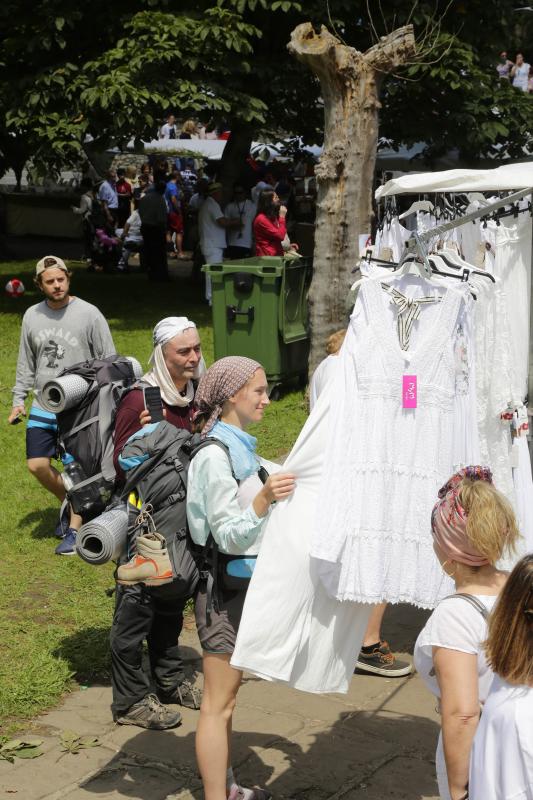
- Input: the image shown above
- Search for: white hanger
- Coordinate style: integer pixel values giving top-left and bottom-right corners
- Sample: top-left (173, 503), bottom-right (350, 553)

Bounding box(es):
top-left (466, 192), bottom-right (487, 204)
top-left (398, 200), bottom-right (435, 220)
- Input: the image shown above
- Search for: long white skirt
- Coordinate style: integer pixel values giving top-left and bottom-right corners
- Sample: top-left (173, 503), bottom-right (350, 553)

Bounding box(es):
top-left (231, 387), bottom-right (371, 694)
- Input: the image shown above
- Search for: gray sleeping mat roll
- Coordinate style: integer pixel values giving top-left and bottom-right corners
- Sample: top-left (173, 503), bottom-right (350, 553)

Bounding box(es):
top-left (76, 505), bottom-right (128, 565)
top-left (40, 374), bottom-right (89, 413)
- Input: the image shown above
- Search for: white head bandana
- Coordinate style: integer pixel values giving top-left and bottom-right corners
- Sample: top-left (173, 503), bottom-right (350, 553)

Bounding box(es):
top-left (142, 317), bottom-right (206, 407)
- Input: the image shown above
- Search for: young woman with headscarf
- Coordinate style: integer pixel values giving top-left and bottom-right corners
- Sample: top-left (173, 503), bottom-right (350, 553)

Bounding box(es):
top-left (413, 467), bottom-right (520, 800)
top-left (187, 356), bottom-right (296, 800)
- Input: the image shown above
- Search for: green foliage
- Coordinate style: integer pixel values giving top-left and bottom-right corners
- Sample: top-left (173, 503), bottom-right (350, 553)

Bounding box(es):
top-left (1, 0), bottom-right (533, 177)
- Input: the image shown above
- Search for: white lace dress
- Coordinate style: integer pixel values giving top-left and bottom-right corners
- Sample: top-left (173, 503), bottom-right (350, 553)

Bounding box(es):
top-left (310, 278), bottom-right (466, 609)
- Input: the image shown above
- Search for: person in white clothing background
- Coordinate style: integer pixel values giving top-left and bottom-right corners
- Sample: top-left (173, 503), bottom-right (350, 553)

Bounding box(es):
top-left (469, 554), bottom-right (533, 800)
top-left (511, 52), bottom-right (530, 91)
top-left (224, 184), bottom-right (256, 259)
top-left (159, 113), bottom-right (177, 139)
top-left (198, 183), bottom-right (241, 304)
top-left (414, 467), bottom-right (519, 800)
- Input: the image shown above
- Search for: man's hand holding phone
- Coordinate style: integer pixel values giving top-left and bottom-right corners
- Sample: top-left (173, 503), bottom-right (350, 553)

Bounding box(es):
top-left (8, 405), bottom-right (26, 425)
top-left (141, 386), bottom-right (165, 426)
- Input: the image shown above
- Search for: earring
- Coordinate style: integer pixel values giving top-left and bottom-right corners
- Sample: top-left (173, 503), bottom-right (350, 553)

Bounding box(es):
top-left (442, 560), bottom-right (457, 578)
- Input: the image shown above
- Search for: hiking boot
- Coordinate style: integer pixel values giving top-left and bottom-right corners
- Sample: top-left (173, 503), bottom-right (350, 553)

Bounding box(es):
top-left (114, 693), bottom-right (182, 730)
top-left (158, 679), bottom-right (202, 710)
top-left (228, 786), bottom-right (272, 800)
top-left (355, 641), bottom-right (412, 678)
top-left (55, 528), bottom-right (78, 556)
top-left (116, 531), bottom-right (173, 586)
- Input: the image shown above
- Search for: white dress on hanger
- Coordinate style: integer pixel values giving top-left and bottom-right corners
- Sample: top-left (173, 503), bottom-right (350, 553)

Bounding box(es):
top-left (311, 278), bottom-right (464, 609)
top-left (487, 212), bottom-right (532, 399)
top-left (231, 386), bottom-right (372, 695)
top-left (373, 217), bottom-right (411, 262)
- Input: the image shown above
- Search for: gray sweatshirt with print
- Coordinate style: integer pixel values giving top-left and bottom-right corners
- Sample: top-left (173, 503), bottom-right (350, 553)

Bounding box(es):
top-left (12, 297), bottom-right (116, 409)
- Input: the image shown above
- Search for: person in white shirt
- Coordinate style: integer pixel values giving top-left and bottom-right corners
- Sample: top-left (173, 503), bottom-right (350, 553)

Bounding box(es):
top-left (511, 52), bottom-right (530, 91)
top-left (198, 183), bottom-right (240, 303)
top-left (118, 199), bottom-right (143, 272)
top-left (224, 184), bottom-right (256, 259)
top-left (469, 554), bottom-right (533, 800)
top-left (159, 114), bottom-right (177, 140)
top-left (414, 468), bottom-right (519, 800)
top-left (188, 356), bottom-right (296, 800)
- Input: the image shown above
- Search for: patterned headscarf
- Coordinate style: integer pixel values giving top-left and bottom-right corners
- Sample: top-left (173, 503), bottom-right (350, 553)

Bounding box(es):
top-left (431, 466), bottom-right (493, 567)
top-left (194, 356), bottom-right (262, 436)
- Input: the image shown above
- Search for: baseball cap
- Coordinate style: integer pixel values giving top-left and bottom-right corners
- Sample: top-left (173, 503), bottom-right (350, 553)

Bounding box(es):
top-left (35, 256), bottom-right (68, 277)
top-left (208, 182), bottom-right (223, 195)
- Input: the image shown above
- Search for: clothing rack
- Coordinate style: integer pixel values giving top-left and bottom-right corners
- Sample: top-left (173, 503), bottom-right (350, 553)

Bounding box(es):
top-left (403, 186), bottom-right (533, 252)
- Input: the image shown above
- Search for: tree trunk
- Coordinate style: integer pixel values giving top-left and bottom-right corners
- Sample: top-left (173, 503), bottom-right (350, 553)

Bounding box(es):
top-left (218, 122), bottom-right (253, 207)
top-left (288, 24), bottom-right (415, 374)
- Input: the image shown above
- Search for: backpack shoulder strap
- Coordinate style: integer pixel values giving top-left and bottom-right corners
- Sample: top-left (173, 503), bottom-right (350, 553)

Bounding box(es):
top-left (190, 437), bottom-right (237, 482)
top-left (440, 593), bottom-right (490, 621)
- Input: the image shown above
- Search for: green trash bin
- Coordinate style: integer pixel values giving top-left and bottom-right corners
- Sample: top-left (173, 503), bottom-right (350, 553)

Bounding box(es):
top-left (203, 256), bottom-right (312, 392)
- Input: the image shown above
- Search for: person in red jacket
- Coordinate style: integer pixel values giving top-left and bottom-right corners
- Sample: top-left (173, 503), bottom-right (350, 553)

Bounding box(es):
top-left (253, 189), bottom-right (288, 256)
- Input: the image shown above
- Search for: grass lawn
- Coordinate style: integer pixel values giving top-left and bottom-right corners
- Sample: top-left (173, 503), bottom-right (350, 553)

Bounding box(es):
top-left (0, 258), bottom-right (308, 731)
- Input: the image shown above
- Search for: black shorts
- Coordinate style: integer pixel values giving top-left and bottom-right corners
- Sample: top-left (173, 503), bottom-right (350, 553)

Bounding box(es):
top-left (194, 583), bottom-right (247, 655)
top-left (26, 406), bottom-right (58, 460)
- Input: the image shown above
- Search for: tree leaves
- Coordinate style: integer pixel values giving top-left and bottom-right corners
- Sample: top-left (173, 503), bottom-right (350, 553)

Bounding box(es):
top-left (59, 730), bottom-right (101, 755)
top-left (0, 737), bottom-right (44, 763)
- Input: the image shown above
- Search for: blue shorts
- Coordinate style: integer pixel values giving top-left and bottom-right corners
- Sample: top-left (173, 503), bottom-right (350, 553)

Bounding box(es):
top-left (26, 406), bottom-right (58, 460)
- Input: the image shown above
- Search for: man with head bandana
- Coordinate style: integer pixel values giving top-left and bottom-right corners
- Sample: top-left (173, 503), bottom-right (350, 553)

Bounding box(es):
top-left (109, 317), bottom-right (204, 729)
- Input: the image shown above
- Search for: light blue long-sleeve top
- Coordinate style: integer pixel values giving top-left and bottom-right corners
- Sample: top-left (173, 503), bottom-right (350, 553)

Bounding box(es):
top-left (187, 443), bottom-right (275, 556)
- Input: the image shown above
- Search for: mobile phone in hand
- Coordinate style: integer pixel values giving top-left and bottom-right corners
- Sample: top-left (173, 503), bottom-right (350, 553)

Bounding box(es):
top-left (143, 386), bottom-right (164, 423)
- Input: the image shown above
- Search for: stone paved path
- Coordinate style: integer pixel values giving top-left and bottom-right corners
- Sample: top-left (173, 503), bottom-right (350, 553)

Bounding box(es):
top-left (0, 604), bottom-right (441, 800)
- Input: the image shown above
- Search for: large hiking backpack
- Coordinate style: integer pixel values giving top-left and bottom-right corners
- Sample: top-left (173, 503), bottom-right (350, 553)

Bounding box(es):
top-left (118, 420), bottom-right (201, 597)
top-left (118, 423), bottom-right (268, 600)
top-left (50, 355), bottom-right (141, 520)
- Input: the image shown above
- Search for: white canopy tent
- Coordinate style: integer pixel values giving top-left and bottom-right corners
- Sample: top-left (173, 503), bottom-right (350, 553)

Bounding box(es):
top-left (376, 162), bottom-right (533, 198)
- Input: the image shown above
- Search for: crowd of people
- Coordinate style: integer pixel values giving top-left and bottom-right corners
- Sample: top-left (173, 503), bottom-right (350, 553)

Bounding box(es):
top-left (71, 154), bottom-right (310, 298)
top-left (8, 254), bottom-right (533, 800)
top-left (157, 114), bottom-right (231, 141)
top-left (497, 50), bottom-right (533, 92)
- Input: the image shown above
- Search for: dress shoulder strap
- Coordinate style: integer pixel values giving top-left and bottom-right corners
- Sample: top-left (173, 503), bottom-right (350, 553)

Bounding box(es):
top-left (440, 592), bottom-right (490, 621)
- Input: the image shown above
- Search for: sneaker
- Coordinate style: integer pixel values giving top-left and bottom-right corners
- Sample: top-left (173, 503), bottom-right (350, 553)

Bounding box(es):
top-left (355, 641), bottom-right (412, 678)
top-left (116, 531), bottom-right (173, 586)
top-left (114, 693), bottom-right (182, 730)
top-left (228, 787), bottom-right (272, 800)
top-left (158, 679), bottom-right (202, 710)
top-left (54, 509), bottom-right (69, 539)
top-left (55, 528), bottom-right (78, 556)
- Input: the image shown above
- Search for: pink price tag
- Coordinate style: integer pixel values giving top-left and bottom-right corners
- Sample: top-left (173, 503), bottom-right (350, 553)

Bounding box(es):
top-left (403, 375), bottom-right (417, 409)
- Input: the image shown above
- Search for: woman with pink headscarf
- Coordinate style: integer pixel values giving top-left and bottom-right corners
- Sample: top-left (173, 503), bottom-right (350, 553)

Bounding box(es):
top-left (187, 356), bottom-right (296, 800)
top-left (414, 467), bottom-right (520, 800)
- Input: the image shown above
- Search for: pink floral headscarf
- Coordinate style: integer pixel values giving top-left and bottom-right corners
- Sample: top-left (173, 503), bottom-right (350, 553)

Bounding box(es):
top-left (431, 466), bottom-right (493, 567)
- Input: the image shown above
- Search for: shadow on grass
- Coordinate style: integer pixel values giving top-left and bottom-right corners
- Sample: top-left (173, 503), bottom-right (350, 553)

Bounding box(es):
top-left (21, 506), bottom-right (61, 540)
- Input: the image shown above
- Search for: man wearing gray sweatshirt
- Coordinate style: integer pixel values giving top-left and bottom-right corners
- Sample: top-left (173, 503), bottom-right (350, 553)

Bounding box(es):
top-left (9, 255), bottom-right (116, 554)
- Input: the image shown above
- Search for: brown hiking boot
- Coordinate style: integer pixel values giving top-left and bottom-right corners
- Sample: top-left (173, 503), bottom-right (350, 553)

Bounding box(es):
top-left (116, 531), bottom-right (173, 586)
top-left (114, 693), bottom-right (182, 729)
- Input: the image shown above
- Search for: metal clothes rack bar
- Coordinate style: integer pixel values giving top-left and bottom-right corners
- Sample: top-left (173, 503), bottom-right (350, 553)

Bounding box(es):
top-left (403, 186), bottom-right (532, 251)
